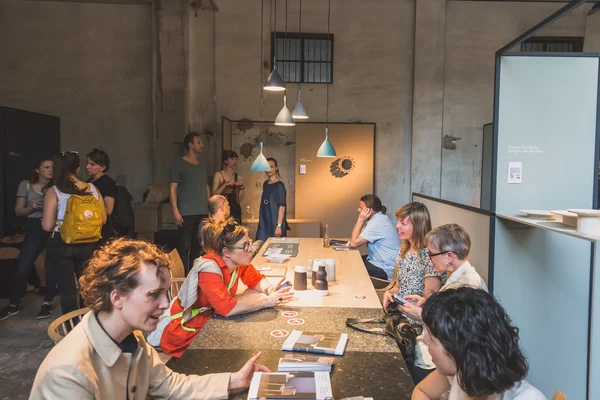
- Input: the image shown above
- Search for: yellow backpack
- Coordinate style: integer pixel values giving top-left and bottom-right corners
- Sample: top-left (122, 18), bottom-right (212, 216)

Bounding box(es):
top-left (59, 185), bottom-right (103, 244)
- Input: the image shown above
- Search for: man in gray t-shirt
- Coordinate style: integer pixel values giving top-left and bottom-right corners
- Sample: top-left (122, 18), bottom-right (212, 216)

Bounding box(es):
top-left (168, 132), bottom-right (210, 273)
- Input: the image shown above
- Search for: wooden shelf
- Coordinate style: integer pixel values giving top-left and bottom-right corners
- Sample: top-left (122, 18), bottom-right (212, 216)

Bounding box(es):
top-left (496, 214), bottom-right (600, 242)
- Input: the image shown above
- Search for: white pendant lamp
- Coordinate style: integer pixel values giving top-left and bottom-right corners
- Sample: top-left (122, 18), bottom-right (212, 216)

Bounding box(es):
top-left (292, 91), bottom-right (309, 120)
top-left (251, 0), bottom-right (271, 172)
top-left (264, 60), bottom-right (285, 92)
top-left (292, 0), bottom-right (309, 120)
top-left (275, 94), bottom-right (295, 126)
top-left (264, 0), bottom-right (285, 92)
top-left (317, 0), bottom-right (336, 158)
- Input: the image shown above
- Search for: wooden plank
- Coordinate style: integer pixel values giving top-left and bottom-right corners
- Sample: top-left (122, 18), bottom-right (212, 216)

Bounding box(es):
top-left (241, 238), bottom-right (381, 309)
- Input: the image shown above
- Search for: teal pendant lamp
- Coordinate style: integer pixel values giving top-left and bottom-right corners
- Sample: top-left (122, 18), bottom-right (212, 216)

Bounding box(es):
top-left (251, 142), bottom-right (271, 171)
top-left (317, 127), bottom-right (336, 157)
top-left (275, 94), bottom-right (295, 126)
top-left (317, 0), bottom-right (336, 158)
top-left (251, 0), bottom-right (271, 173)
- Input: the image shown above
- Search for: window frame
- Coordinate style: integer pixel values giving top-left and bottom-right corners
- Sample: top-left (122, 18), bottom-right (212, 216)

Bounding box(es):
top-left (270, 32), bottom-right (334, 84)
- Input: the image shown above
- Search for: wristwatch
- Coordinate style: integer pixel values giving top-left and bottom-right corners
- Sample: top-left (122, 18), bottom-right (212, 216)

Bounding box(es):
top-left (277, 223), bottom-right (282, 228)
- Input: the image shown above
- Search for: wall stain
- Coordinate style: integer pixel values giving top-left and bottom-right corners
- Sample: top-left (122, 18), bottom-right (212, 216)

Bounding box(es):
top-left (441, 135), bottom-right (461, 150)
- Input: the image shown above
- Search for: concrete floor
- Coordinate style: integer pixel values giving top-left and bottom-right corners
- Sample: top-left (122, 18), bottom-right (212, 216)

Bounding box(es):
top-left (0, 291), bottom-right (59, 400)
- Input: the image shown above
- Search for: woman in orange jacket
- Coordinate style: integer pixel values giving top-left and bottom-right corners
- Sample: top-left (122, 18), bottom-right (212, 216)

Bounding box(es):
top-left (160, 219), bottom-right (294, 358)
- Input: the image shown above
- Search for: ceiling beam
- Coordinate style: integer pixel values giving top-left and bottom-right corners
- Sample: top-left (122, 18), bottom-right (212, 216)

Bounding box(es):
top-left (26, 0), bottom-right (152, 5)
top-left (450, 0), bottom-right (596, 2)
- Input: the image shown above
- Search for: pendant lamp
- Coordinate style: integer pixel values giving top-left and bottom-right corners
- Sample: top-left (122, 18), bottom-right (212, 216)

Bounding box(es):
top-left (251, 0), bottom-right (271, 172)
top-left (264, 0), bottom-right (285, 92)
top-left (292, 90), bottom-right (309, 119)
top-left (251, 142), bottom-right (271, 171)
top-left (292, 0), bottom-right (309, 120)
top-left (275, 94), bottom-right (295, 126)
top-left (317, 127), bottom-right (336, 157)
top-left (264, 60), bottom-right (285, 92)
top-left (317, 0), bottom-right (336, 158)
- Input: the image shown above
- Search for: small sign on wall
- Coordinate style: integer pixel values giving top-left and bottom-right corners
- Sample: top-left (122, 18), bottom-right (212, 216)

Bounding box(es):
top-left (507, 161), bottom-right (522, 184)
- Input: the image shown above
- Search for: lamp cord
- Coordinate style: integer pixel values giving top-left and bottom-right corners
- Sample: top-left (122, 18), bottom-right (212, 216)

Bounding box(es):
top-left (326, 0), bottom-right (331, 128)
top-left (298, 0), bottom-right (302, 89)
top-left (260, 0), bottom-right (265, 134)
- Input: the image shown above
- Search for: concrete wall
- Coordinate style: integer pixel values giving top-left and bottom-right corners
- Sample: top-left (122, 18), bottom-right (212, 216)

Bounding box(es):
top-left (0, 0), bottom-right (153, 200)
top-left (442, 1), bottom-right (590, 206)
top-left (189, 0), bottom-right (415, 215)
top-left (1, 0), bottom-right (595, 208)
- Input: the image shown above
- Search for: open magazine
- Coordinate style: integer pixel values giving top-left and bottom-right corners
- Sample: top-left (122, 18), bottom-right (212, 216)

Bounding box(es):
top-left (248, 372), bottom-right (333, 400)
top-left (282, 331), bottom-right (348, 356)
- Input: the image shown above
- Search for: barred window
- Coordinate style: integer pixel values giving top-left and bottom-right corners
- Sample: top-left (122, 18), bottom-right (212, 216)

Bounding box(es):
top-left (521, 37), bottom-right (583, 52)
top-left (271, 32), bottom-right (334, 84)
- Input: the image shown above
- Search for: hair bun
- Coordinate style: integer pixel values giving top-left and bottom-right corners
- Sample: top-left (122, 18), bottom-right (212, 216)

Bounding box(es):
top-left (381, 206), bottom-right (387, 214)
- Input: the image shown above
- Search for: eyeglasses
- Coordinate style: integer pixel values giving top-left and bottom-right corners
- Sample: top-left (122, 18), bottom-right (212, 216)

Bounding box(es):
top-left (428, 250), bottom-right (450, 258)
top-left (227, 240), bottom-right (253, 252)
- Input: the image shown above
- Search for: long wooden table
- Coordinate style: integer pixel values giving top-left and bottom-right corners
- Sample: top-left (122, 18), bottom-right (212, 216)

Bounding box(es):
top-left (243, 238), bottom-right (382, 309)
top-left (168, 238), bottom-right (414, 399)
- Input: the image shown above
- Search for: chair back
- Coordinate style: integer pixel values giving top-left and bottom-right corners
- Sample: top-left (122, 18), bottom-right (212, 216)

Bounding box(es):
top-left (372, 262), bottom-right (399, 304)
top-left (48, 308), bottom-right (90, 344)
top-left (168, 249), bottom-right (186, 279)
top-left (552, 391), bottom-right (567, 400)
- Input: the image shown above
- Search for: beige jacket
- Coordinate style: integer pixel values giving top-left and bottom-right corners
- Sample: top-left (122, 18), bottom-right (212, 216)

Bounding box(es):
top-left (30, 312), bottom-right (230, 400)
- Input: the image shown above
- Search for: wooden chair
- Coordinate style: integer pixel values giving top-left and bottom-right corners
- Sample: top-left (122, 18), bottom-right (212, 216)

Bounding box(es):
top-left (168, 249), bottom-right (185, 279)
top-left (168, 249), bottom-right (186, 297)
top-left (371, 262), bottom-right (399, 304)
top-left (552, 391), bottom-right (567, 400)
top-left (48, 307), bottom-right (90, 344)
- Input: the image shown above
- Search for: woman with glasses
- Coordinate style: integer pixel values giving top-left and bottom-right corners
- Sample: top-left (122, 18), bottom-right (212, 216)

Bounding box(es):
top-left (42, 151), bottom-right (107, 316)
top-left (0, 157), bottom-right (57, 321)
top-left (160, 219), bottom-right (294, 358)
top-left (382, 202), bottom-right (443, 322)
top-left (397, 223), bottom-right (487, 384)
top-left (413, 287), bottom-right (544, 400)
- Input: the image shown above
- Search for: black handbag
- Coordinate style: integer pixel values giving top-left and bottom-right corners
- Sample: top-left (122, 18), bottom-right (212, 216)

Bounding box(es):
top-left (346, 313), bottom-right (420, 362)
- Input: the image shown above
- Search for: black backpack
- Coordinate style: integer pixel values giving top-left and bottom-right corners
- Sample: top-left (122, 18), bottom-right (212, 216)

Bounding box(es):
top-left (111, 185), bottom-right (135, 237)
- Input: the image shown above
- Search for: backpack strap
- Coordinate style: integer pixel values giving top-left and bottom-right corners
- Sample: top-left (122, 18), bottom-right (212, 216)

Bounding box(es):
top-left (345, 317), bottom-right (387, 335)
top-left (173, 258), bottom-right (240, 332)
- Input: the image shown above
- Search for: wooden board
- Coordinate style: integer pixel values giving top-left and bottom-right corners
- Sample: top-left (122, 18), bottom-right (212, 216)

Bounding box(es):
top-left (244, 238), bottom-right (381, 309)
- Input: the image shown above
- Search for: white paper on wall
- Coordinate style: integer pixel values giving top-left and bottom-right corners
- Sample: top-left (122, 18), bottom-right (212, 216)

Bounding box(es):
top-left (507, 161), bottom-right (522, 184)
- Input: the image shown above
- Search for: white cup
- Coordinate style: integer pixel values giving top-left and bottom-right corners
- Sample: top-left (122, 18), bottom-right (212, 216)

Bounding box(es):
top-left (324, 258), bottom-right (335, 281)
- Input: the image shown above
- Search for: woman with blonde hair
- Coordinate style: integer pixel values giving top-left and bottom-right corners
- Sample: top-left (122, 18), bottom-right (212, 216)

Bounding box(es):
top-left (382, 202), bottom-right (443, 315)
top-left (30, 238), bottom-right (268, 399)
top-left (160, 219), bottom-right (294, 358)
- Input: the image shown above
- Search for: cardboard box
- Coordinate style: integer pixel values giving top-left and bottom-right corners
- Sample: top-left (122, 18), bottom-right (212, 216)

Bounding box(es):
top-left (135, 202), bottom-right (162, 233)
top-left (145, 185), bottom-right (170, 203)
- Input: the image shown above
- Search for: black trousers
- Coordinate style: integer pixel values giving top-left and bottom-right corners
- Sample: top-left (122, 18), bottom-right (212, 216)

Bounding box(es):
top-left (46, 234), bottom-right (98, 315)
top-left (361, 254), bottom-right (389, 280)
top-left (177, 215), bottom-right (206, 274)
top-left (9, 218), bottom-right (57, 305)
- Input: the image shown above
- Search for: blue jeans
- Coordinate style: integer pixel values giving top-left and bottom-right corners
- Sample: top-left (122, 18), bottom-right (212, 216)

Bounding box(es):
top-left (9, 218), bottom-right (56, 305)
top-left (46, 234), bottom-right (98, 315)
